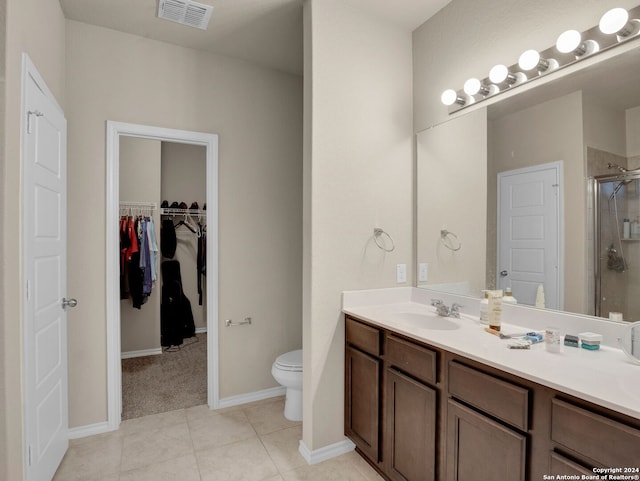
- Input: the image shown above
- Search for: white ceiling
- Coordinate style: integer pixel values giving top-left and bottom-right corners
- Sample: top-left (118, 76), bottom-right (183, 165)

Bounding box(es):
top-left (59, 0), bottom-right (451, 76)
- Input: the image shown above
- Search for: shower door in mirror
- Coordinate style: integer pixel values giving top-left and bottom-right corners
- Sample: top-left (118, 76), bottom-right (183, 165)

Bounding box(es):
top-left (595, 172), bottom-right (640, 321)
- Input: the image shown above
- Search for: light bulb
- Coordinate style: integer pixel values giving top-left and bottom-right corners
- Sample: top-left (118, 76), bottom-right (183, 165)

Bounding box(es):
top-left (489, 64), bottom-right (508, 84)
top-left (441, 89), bottom-right (458, 106)
top-left (556, 30), bottom-right (581, 53)
top-left (518, 49), bottom-right (541, 71)
top-left (599, 7), bottom-right (629, 34)
top-left (463, 78), bottom-right (482, 96)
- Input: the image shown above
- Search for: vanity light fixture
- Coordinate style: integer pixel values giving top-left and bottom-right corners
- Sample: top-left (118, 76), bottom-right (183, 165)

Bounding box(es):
top-left (556, 29), bottom-right (600, 57)
top-left (463, 77), bottom-right (498, 97)
top-left (518, 49), bottom-right (559, 73)
top-left (599, 7), bottom-right (640, 39)
top-left (441, 89), bottom-right (469, 106)
top-left (441, 4), bottom-right (640, 113)
top-left (488, 64), bottom-right (526, 87)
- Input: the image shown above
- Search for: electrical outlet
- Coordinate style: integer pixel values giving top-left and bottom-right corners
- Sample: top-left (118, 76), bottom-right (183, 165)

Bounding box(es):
top-left (418, 263), bottom-right (428, 282)
top-left (396, 264), bottom-right (407, 283)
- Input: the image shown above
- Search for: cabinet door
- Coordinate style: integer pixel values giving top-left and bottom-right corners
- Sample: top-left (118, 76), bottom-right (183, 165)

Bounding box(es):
top-left (345, 346), bottom-right (380, 462)
top-left (385, 368), bottom-right (436, 481)
top-left (446, 400), bottom-right (526, 481)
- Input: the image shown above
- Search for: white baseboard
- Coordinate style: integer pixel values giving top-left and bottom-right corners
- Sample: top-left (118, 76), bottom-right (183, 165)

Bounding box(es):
top-left (195, 326), bottom-right (207, 334)
top-left (121, 348), bottom-right (163, 359)
top-left (70, 385), bottom-right (285, 439)
top-left (216, 386), bottom-right (286, 409)
top-left (68, 421), bottom-right (113, 439)
top-left (298, 438), bottom-right (356, 465)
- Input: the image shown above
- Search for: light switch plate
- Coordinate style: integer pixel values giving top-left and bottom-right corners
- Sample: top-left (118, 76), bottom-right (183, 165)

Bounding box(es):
top-left (396, 264), bottom-right (407, 283)
top-left (418, 263), bottom-right (428, 282)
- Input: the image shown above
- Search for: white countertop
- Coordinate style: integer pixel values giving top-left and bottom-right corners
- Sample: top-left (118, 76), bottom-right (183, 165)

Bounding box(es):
top-left (343, 288), bottom-right (640, 421)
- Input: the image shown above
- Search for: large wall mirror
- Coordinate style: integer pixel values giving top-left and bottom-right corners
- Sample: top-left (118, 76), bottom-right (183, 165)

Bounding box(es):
top-left (417, 41), bottom-right (640, 322)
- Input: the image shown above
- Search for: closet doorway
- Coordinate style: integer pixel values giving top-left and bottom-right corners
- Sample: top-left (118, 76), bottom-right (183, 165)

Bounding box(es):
top-left (106, 122), bottom-right (219, 429)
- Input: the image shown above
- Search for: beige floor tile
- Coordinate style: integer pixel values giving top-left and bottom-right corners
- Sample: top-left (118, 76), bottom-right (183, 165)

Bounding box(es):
top-left (119, 453), bottom-right (201, 481)
top-left (260, 425), bottom-right (306, 473)
top-left (120, 422), bottom-right (193, 472)
top-left (344, 452), bottom-right (385, 480)
top-left (189, 409), bottom-right (257, 451)
top-left (280, 455), bottom-right (369, 481)
top-left (243, 398), bottom-right (300, 435)
top-left (196, 437), bottom-right (279, 481)
top-left (52, 431), bottom-right (123, 481)
top-left (120, 408), bottom-right (187, 435)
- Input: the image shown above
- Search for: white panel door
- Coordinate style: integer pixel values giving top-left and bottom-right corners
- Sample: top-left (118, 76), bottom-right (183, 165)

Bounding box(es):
top-left (23, 55), bottom-right (69, 481)
top-left (498, 163), bottom-right (562, 309)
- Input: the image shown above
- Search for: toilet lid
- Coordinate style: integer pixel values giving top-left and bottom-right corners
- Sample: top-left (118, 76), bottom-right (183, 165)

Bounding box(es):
top-left (275, 349), bottom-right (303, 371)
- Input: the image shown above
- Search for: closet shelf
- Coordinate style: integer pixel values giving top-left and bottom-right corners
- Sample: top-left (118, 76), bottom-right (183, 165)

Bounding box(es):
top-left (160, 208), bottom-right (207, 216)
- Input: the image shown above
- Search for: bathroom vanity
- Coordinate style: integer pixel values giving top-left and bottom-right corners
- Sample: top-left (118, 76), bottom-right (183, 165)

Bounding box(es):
top-left (343, 288), bottom-right (640, 481)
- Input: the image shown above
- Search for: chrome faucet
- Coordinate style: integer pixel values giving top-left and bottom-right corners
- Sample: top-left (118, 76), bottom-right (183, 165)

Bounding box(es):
top-left (431, 299), bottom-right (463, 318)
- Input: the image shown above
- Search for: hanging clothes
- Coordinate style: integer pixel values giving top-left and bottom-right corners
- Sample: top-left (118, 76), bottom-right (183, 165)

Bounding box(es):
top-left (196, 223), bottom-right (206, 305)
top-left (161, 260), bottom-right (195, 347)
top-left (120, 214), bottom-right (157, 309)
top-left (161, 218), bottom-right (177, 258)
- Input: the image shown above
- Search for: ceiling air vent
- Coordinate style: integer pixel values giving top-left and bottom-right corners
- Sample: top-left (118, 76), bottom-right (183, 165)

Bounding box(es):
top-left (157, 0), bottom-right (213, 30)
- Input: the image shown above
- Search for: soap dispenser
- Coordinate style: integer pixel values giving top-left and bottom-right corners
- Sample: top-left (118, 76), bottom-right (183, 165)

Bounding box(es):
top-left (502, 287), bottom-right (517, 304)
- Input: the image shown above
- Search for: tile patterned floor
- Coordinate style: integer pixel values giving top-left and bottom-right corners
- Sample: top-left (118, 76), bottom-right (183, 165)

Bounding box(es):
top-left (53, 397), bottom-right (384, 481)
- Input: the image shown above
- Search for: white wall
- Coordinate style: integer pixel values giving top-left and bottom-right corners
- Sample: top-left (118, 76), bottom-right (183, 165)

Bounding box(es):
top-left (584, 93), bottom-right (627, 157)
top-left (303, 0), bottom-right (413, 450)
top-left (628, 106), bottom-right (640, 161)
top-left (65, 20), bottom-right (303, 428)
top-left (119, 137), bottom-right (162, 354)
top-left (1, 0), bottom-right (66, 478)
top-left (417, 108), bottom-right (487, 295)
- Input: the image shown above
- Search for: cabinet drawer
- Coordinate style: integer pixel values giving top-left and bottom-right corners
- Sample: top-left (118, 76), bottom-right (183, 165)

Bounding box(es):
top-left (346, 317), bottom-right (381, 356)
top-left (551, 399), bottom-right (640, 468)
top-left (385, 334), bottom-right (437, 385)
top-left (448, 361), bottom-right (529, 431)
top-left (549, 452), bottom-right (593, 476)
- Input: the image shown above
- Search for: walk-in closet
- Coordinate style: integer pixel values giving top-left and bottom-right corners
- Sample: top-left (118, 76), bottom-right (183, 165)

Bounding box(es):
top-left (119, 137), bottom-right (208, 420)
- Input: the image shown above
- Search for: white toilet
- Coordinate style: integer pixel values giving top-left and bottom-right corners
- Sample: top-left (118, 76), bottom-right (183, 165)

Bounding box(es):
top-left (271, 349), bottom-right (303, 421)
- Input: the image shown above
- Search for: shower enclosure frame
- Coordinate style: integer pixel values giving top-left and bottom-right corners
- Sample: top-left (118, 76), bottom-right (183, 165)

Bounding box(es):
top-left (592, 170), bottom-right (640, 319)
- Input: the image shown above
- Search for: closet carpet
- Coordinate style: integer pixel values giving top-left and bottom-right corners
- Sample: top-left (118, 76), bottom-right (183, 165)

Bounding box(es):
top-left (121, 333), bottom-right (207, 420)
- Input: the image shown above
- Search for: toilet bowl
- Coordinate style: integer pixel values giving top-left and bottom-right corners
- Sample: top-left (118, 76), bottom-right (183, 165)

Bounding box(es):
top-left (271, 349), bottom-right (303, 421)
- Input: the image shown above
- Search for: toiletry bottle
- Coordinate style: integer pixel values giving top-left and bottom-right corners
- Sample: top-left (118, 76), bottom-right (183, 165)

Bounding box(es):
top-left (488, 290), bottom-right (503, 332)
top-left (633, 216), bottom-right (640, 239)
top-left (535, 285), bottom-right (545, 309)
top-left (502, 287), bottom-right (517, 304)
top-left (479, 291), bottom-right (489, 325)
top-left (624, 218), bottom-right (630, 239)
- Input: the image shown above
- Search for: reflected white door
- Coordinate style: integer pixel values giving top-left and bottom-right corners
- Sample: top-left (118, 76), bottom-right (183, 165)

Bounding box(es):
top-left (23, 55), bottom-right (69, 481)
top-left (497, 162), bottom-right (562, 309)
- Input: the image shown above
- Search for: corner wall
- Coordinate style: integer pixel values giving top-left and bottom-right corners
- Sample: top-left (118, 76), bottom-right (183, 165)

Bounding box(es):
top-left (303, 0), bottom-right (413, 450)
top-left (65, 20), bottom-right (303, 428)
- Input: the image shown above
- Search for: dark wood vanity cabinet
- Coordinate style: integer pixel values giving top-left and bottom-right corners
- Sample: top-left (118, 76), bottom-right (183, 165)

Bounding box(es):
top-left (445, 362), bottom-right (528, 481)
top-left (345, 316), bottom-right (438, 480)
top-left (345, 317), bottom-right (382, 463)
top-left (344, 314), bottom-right (640, 481)
top-left (385, 368), bottom-right (437, 481)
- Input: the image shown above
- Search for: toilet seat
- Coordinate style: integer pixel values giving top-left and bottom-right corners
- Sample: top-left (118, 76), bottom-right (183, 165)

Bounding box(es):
top-left (274, 349), bottom-right (302, 372)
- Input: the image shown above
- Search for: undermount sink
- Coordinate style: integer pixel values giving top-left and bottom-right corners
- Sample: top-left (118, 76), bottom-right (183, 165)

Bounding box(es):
top-left (391, 311), bottom-right (460, 330)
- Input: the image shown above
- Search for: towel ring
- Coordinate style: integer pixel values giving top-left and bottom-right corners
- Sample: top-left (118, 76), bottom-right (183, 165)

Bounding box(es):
top-left (440, 229), bottom-right (461, 251)
top-left (373, 228), bottom-right (395, 252)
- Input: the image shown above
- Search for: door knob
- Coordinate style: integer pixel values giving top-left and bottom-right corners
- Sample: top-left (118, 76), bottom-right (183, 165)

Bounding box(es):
top-left (500, 270), bottom-right (508, 277)
top-left (62, 298), bottom-right (78, 308)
